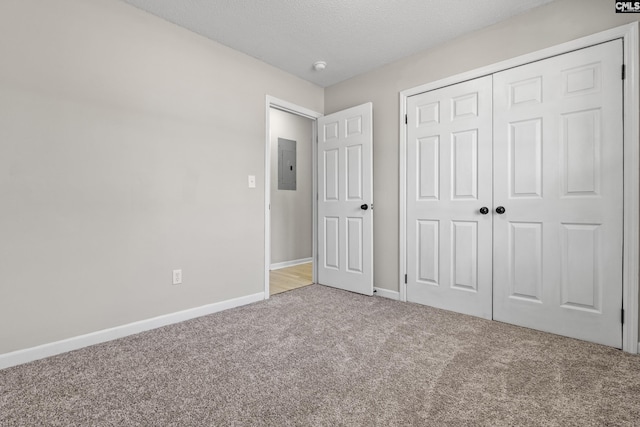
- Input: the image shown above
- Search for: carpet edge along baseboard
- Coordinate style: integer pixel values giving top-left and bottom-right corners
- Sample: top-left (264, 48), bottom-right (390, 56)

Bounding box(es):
top-left (0, 291), bottom-right (265, 370)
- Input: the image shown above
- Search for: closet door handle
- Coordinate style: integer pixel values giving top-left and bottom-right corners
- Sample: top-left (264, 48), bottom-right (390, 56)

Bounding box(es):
top-left (360, 204), bottom-right (369, 211)
top-left (479, 207), bottom-right (489, 215)
top-left (496, 206), bottom-right (506, 214)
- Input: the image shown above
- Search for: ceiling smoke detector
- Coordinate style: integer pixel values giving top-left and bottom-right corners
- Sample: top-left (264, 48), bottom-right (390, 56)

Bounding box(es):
top-left (313, 61), bottom-right (327, 71)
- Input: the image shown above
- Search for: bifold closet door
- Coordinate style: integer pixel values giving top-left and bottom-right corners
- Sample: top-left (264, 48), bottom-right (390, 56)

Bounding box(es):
top-left (492, 40), bottom-right (623, 348)
top-left (406, 76), bottom-right (493, 319)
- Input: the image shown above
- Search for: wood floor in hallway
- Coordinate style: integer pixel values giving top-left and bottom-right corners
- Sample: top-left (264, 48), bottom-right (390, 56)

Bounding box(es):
top-left (270, 262), bottom-right (313, 296)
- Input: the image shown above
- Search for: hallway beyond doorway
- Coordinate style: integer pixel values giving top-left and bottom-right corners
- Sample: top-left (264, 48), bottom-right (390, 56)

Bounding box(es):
top-left (270, 262), bottom-right (313, 296)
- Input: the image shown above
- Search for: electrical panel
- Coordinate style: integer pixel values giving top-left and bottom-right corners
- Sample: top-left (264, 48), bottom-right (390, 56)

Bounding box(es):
top-left (278, 138), bottom-right (297, 190)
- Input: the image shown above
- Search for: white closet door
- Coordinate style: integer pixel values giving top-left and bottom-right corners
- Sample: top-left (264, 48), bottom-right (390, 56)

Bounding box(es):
top-left (493, 41), bottom-right (623, 347)
top-left (317, 103), bottom-right (373, 295)
top-left (406, 76), bottom-right (493, 319)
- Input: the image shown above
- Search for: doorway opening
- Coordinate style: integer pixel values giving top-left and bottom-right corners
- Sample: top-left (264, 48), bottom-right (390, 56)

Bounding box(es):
top-left (265, 97), bottom-right (322, 298)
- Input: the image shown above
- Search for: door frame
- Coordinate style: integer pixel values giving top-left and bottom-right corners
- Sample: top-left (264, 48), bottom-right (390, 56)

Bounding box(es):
top-left (264, 96), bottom-right (322, 299)
top-left (399, 23), bottom-right (640, 354)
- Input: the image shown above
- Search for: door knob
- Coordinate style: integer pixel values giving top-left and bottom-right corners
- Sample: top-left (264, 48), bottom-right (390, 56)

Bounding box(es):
top-left (496, 206), bottom-right (506, 214)
top-left (479, 207), bottom-right (489, 215)
top-left (360, 204), bottom-right (369, 210)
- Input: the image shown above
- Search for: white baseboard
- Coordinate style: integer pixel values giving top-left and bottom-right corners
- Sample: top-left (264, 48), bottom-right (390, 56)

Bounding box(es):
top-left (0, 291), bottom-right (265, 371)
top-left (270, 257), bottom-right (312, 270)
top-left (374, 287), bottom-right (400, 301)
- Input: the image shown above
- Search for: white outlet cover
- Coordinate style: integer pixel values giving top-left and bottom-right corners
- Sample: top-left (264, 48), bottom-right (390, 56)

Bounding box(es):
top-left (172, 269), bottom-right (182, 285)
top-left (248, 175), bottom-right (256, 188)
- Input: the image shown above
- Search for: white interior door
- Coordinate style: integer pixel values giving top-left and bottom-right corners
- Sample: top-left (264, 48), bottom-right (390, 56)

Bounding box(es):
top-left (493, 40), bottom-right (623, 348)
top-left (406, 76), bottom-right (493, 319)
top-left (317, 103), bottom-right (373, 295)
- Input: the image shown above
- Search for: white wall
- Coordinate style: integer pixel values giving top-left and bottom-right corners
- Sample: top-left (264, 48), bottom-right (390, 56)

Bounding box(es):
top-left (269, 108), bottom-right (313, 265)
top-left (0, 0), bottom-right (323, 355)
top-left (325, 0), bottom-right (639, 295)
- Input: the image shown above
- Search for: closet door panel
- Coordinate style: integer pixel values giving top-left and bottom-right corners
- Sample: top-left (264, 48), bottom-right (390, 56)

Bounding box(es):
top-left (406, 76), bottom-right (493, 319)
top-left (492, 40), bottom-right (623, 348)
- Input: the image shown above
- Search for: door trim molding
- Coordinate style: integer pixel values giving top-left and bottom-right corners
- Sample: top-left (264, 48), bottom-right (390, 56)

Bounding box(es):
top-left (398, 23), bottom-right (639, 354)
top-left (265, 96), bottom-right (322, 300)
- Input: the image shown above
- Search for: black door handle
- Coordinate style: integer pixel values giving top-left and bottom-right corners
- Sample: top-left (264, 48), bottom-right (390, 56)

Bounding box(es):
top-left (479, 207), bottom-right (489, 215)
top-left (496, 206), bottom-right (506, 214)
top-left (360, 204), bottom-right (369, 210)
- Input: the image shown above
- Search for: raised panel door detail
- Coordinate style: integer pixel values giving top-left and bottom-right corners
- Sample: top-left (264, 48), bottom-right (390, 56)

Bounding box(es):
top-left (509, 119), bottom-right (542, 198)
top-left (324, 149), bottom-right (339, 201)
top-left (407, 74), bottom-right (492, 319)
top-left (324, 217), bottom-right (340, 270)
top-left (451, 93), bottom-right (478, 120)
top-left (451, 130), bottom-right (478, 200)
top-left (317, 102), bottom-right (372, 296)
top-left (563, 63), bottom-right (600, 96)
top-left (484, 40), bottom-right (622, 347)
top-left (417, 102), bottom-right (439, 126)
top-left (451, 221), bottom-right (478, 291)
top-left (418, 136), bottom-right (439, 200)
top-left (417, 220), bottom-right (439, 285)
top-left (324, 121), bottom-right (339, 142)
top-left (346, 145), bottom-right (363, 201)
top-left (346, 217), bottom-right (363, 273)
top-left (561, 109), bottom-right (601, 196)
top-left (346, 116), bottom-right (363, 137)
top-left (509, 77), bottom-right (542, 107)
top-left (561, 223), bottom-right (601, 312)
top-left (508, 222), bottom-right (543, 302)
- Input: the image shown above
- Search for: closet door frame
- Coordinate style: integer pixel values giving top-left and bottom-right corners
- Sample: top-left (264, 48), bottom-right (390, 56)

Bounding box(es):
top-left (399, 23), bottom-right (639, 354)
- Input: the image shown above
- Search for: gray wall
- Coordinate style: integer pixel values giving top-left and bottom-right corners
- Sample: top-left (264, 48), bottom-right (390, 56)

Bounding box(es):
top-left (2, 0), bottom-right (639, 356)
top-left (269, 108), bottom-right (313, 265)
top-left (0, 0), bottom-right (323, 354)
top-left (324, 0), bottom-right (639, 295)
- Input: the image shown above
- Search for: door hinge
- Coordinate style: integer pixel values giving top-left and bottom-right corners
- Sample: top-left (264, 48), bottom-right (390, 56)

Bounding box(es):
top-left (621, 308), bottom-right (625, 324)
top-left (622, 64), bottom-right (626, 80)
top-left (405, 114), bottom-right (408, 124)
top-left (404, 274), bottom-right (408, 284)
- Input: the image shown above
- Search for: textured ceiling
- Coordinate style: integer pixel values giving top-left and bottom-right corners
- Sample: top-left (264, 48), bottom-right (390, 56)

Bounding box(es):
top-left (122, 0), bottom-right (557, 87)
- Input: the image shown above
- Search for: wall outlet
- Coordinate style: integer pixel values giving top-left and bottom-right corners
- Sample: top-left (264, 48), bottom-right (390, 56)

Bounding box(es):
top-left (172, 269), bottom-right (182, 285)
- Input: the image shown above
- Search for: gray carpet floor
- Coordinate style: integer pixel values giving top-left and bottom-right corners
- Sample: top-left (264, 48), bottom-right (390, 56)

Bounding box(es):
top-left (2, 284), bottom-right (640, 426)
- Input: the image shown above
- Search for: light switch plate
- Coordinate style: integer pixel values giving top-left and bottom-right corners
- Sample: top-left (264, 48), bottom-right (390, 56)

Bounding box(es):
top-left (248, 175), bottom-right (256, 188)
